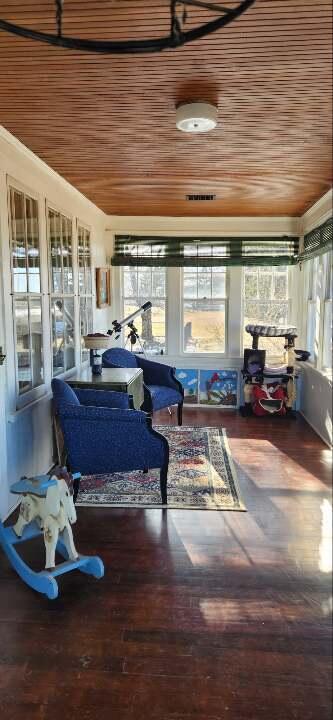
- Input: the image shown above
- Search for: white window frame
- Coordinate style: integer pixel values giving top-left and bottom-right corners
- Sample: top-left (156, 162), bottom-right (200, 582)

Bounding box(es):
top-left (121, 262), bottom-right (168, 356)
top-left (8, 181), bottom-right (47, 409)
top-left (180, 264), bottom-right (228, 357)
top-left (305, 250), bottom-right (332, 375)
top-left (47, 203), bottom-right (76, 378)
top-left (77, 221), bottom-right (93, 365)
top-left (242, 265), bottom-right (292, 360)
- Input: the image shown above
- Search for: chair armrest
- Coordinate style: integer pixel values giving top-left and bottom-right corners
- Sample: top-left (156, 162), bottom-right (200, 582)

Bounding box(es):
top-left (136, 356), bottom-right (182, 393)
top-left (73, 388), bottom-right (134, 409)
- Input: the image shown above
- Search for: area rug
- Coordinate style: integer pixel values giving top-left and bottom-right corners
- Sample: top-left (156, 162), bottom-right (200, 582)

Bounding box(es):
top-left (77, 426), bottom-right (246, 511)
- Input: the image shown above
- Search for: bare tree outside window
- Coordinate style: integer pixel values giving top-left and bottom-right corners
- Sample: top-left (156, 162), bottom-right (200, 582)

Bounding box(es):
top-left (243, 267), bottom-right (289, 359)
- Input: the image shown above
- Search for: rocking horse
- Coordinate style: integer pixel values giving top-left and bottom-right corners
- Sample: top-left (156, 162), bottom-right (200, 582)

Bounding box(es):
top-left (0, 468), bottom-right (104, 599)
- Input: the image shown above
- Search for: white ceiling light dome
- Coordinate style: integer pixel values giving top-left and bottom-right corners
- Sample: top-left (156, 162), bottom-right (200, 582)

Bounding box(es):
top-left (176, 101), bottom-right (218, 133)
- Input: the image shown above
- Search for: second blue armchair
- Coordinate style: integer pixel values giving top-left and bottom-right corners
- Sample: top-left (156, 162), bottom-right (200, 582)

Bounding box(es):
top-left (102, 348), bottom-right (184, 424)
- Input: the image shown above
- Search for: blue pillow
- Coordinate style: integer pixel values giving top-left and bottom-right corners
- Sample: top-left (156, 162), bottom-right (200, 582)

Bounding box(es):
top-left (51, 379), bottom-right (80, 410)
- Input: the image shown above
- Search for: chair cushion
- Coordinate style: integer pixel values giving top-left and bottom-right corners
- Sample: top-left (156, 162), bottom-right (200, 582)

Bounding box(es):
top-left (147, 384), bottom-right (182, 411)
top-left (51, 378), bottom-right (80, 410)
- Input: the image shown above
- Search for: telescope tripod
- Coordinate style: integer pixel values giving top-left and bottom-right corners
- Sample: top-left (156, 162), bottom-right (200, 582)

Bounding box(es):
top-left (124, 322), bottom-right (147, 358)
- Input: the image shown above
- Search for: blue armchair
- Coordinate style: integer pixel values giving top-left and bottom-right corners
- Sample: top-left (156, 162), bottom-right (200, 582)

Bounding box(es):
top-left (51, 379), bottom-right (169, 503)
top-left (102, 348), bottom-right (184, 424)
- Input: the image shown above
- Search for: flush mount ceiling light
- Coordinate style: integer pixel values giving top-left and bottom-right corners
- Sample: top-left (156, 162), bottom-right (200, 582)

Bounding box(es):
top-left (0, 1), bottom-right (256, 54)
top-left (176, 102), bottom-right (218, 133)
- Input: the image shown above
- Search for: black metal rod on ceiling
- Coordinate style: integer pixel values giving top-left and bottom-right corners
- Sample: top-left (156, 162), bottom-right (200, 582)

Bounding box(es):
top-left (0, 0), bottom-right (256, 55)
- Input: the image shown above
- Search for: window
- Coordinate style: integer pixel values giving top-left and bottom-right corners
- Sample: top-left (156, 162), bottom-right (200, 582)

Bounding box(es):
top-left (48, 208), bottom-right (75, 375)
top-left (243, 266), bottom-right (289, 359)
top-left (122, 245), bottom-right (166, 354)
top-left (183, 246), bottom-right (227, 353)
top-left (78, 224), bottom-right (93, 363)
top-left (321, 251), bottom-right (332, 373)
top-left (9, 187), bottom-right (44, 396)
top-left (306, 250), bottom-right (332, 372)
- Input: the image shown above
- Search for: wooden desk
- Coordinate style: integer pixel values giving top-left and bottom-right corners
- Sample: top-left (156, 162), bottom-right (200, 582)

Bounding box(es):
top-left (68, 367), bottom-right (144, 410)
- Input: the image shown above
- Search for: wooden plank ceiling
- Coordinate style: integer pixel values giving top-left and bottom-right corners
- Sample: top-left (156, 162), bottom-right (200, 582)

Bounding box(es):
top-left (0, 0), bottom-right (332, 217)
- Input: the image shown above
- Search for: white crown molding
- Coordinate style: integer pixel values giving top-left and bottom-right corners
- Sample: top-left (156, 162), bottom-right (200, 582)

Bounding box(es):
top-left (106, 215), bottom-right (299, 236)
top-left (300, 189), bottom-right (333, 235)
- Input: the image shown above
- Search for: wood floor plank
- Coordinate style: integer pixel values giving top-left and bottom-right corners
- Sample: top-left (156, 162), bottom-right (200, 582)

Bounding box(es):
top-left (0, 411), bottom-right (331, 719)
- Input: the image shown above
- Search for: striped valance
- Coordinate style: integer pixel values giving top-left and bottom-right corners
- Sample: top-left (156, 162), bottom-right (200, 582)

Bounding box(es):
top-left (112, 235), bottom-right (299, 267)
top-left (299, 217), bottom-right (332, 262)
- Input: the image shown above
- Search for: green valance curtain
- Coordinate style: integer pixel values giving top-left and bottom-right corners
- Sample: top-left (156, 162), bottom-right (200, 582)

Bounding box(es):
top-left (112, 235), bottom-right (299, 267)
top-left (299, 217), bottom-right (332, 262)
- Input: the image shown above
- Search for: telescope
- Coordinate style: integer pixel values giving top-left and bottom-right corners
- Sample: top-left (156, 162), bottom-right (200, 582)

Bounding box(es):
top-left (107, 301), bottom-right (152, 340)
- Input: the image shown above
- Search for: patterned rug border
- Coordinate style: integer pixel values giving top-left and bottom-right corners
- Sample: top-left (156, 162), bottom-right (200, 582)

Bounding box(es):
top-left (77, 426), bottom-right (246, 512)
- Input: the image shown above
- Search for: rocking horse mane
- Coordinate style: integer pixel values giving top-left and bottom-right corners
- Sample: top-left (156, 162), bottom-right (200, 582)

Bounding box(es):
top-left (51, 466), bottom-right (74, 494)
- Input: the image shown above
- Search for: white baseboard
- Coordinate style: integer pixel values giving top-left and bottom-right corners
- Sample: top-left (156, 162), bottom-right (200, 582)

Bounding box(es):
top-left (299, 410), bottom-right (332, 448)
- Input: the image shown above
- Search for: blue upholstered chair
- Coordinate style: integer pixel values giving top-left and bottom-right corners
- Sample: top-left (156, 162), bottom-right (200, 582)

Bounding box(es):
top-left (102, 348), bottom-right (184, 425)
top-left (51, 379), bottom-right (169, 503)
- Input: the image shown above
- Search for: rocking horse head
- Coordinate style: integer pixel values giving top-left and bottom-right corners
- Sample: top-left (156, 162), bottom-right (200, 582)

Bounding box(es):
top-left (46, 476), bottom-right (77, 525)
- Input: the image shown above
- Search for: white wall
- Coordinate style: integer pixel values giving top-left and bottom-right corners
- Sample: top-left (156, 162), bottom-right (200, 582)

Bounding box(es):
top-left (0, 126), bottom-right (110, 519)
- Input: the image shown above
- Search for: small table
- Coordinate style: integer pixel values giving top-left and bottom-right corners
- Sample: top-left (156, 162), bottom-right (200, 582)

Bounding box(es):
top-left (67, 367), bottom-right (144, 410)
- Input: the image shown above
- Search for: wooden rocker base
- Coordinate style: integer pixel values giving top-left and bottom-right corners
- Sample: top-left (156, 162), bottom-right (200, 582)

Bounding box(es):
top-left (0, 520), bottom-right (104, 600)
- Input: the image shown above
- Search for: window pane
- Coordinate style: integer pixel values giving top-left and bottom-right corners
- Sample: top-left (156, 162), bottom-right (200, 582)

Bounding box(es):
top-left (14, 298), bottom-right (32, 394)
top-left (244, 271), bottom-right (258, 301)
top-left (26, 197), bottom-right (40, 293)
top-left (30, 298), bottom-right (43, 387)
top-left (184, 300), bottom-right (225, 353)
top-left (80, 297), bottom-right (93, 362)
top-left (124, 269), bottom-right (137, 296)
top-left (274, 272), bottom-right (287, 300)
top-left (307, 300), bottom-right (320, 365)
top-left (52, 298), bottom-right (64, 375)
top-left (184, 273), bottom-right (197, 299)
top-left (243, 267), bottom-right (289, 358)
top-left (78, 226), bottom-right (85, 293)
top-left (64, 297), bottom-right (75, 371)
top-left (212, 271), bottom-right (226, 298)
top-left (311, 257), bottom-right (319, 300)
top-left (122, 250), bottom-right (166, 354)
top-left (197, 273), bottom-right (211, 299)
top-left (137, 269), bottom-right (151, 296)
top-left (49, 210), bottom-right (62, 293)
top-left (123, 299), bottom-right (165, 354)
top-left (152, 270), bottom-right (165, 297)
top-left (258, 272), bottom-right (273, 300)
top-left (84, 229), bottom-right (92, 294)
top-left (11, 190), bottom-right (27, 293)
top-left (322, 300), bottom-right (332, 370)
top-left (62, 216), bottom-right (73, 294)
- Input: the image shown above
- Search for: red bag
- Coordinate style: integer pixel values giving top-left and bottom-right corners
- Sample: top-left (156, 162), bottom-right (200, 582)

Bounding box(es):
top-left (252, 384), bottom-right (286, 416)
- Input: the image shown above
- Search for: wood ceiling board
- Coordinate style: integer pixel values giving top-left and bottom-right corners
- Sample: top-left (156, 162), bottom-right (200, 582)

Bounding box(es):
top-left (0, 1), bottom-right (332, 216)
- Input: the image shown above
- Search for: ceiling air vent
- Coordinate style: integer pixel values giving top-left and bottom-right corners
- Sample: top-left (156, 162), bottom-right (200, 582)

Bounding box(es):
top-left (186, 194), bottom-right (216, 201)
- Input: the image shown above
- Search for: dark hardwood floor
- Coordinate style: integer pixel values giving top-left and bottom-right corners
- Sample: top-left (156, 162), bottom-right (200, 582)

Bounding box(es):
top-left (0, 410), bottom-right (332, 720)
